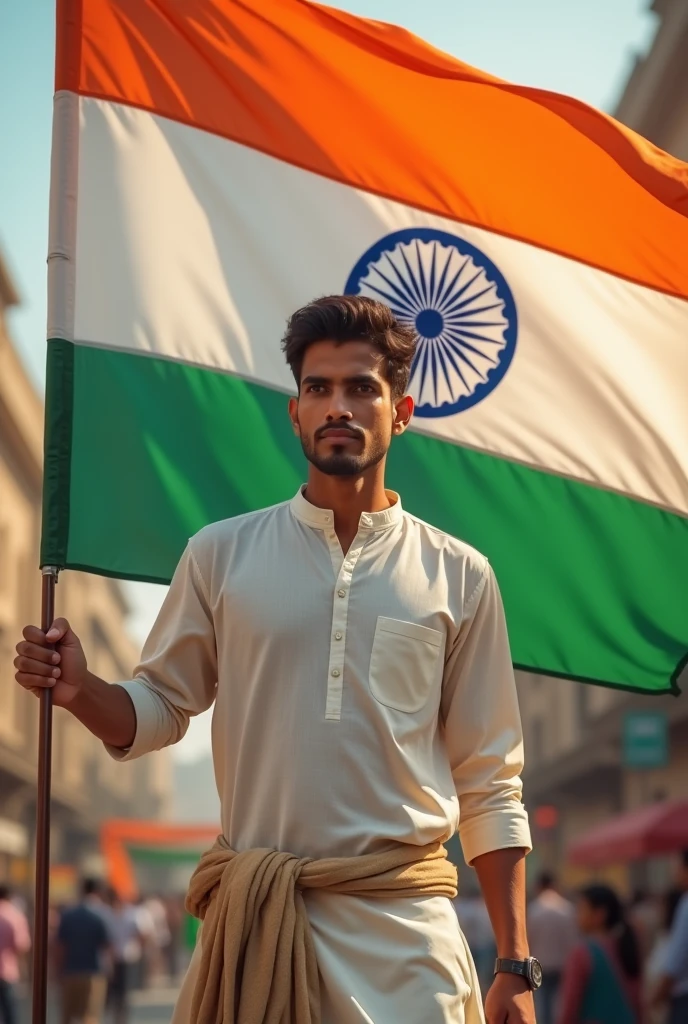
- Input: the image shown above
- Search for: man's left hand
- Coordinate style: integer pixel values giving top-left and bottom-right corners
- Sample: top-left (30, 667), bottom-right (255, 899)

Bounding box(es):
top-left (484, 972), bottom-right (536, 1024)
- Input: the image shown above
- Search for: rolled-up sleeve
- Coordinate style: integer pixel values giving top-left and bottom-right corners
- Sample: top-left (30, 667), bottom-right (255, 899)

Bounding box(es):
top-left (106, 541), bottom-right (217, 761)
top-left (441, 564), bottom-right (531, 865)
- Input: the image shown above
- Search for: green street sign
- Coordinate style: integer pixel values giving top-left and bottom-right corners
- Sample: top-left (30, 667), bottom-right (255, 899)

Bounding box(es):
top-left (623, 712), bottom-right (668, 769)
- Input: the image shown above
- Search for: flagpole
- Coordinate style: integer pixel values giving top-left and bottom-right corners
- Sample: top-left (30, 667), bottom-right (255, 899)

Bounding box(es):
top-left (32, 566), bottom-right (58, 1024)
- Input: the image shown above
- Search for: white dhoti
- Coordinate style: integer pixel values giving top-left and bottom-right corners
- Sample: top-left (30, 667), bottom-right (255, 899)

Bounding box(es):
top-left (172, 895), bottom-right (485, 1024)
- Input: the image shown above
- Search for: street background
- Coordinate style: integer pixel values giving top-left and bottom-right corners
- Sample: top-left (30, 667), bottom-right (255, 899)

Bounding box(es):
top-left (0, 1), bottom-right (687, 1022)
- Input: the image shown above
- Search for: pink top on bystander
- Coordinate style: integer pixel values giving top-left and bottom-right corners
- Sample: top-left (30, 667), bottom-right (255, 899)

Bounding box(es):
top-left (0, 898), bottom-right (31, 984)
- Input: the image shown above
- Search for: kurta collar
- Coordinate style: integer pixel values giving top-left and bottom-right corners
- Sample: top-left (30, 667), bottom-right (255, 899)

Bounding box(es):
top-left (290, 486), bottom-right (403, 532)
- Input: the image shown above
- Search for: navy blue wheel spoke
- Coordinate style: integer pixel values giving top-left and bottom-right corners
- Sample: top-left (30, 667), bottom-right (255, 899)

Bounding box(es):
top-left (436, 340), bottom-right (459, 401)
top-left (451, 325), bottom-right (509, 347)
top-left (438, 339), bottom-right (470, 395)
top-left (437, 340), bottom-right (472, 400)
top-left (445, 318), bottom-right (508, 330)
top-left (442, 290), bottom-right (503, 320)
top-left (414, 240), bottom-right (431, 305)
top-left (415, 338), bottom-right (433, 400)
top-left (442, 336), bottom-right (487, 382)
top-left (442, 329), bottom-right (500, 367)
top-left (430, 246), bottom-right (453, 308)
top-left (429, 341), bottom-right (440, 407)
top-left (362, 280), bottom-right (418, 319)
top-left (438, 278), bottom-right (491, 317)
top-left (380, 254), bottom-right (423, 313)
top-left (397, 246), bottom-right (428, 309)
top-left (428, 243), bottom-right (439, 309)
top-left (443, 299), bottom-right (504, 323)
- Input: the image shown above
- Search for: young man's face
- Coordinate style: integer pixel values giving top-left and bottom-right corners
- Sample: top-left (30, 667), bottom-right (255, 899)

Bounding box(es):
top-left (288, 339), bottom-right (413, 477)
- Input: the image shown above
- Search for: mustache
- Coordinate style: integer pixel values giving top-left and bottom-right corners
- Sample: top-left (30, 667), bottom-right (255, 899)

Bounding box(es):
top-left (315, 424), bottom-right (364, 441)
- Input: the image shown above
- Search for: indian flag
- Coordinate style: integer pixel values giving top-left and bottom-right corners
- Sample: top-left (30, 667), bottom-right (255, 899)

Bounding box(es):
top-left (43, 0), bottom-right (688, 695)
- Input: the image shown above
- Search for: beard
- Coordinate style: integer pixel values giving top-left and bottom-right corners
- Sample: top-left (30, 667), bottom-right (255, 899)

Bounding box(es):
top-left (299, 432), bottom-right (388, 477)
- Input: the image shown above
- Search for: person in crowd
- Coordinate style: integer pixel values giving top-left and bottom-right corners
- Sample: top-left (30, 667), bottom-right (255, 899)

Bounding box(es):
top-left (55, 878), bottom-right (112, 1024)
top-left (630, 889), bottom-right (662, 963)
top-left (131, 897), bottom-right (155, 990)
top-left (0, 884), bottom-right (31, 1024)
top-left (453, 890), bottom-right (496, 999)
top-left (528, 872), bottom-right (578, 1024)
top-left (651, 851), bottom-right (688, 1024)
top-left (162, 894), bottom-right (184, 983)
top-left (105, 889), bottom-right (145, 1024)
top-left (556, 884), bottom-right (642, 1024)
top-left (141, 895), bottom-right (169, 987)
top-left (646, 889), bottom-right (683, 1023)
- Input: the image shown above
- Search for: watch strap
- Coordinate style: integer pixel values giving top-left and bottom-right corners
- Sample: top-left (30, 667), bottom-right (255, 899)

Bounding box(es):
top-left (494, 958), bottom-right (528, 979)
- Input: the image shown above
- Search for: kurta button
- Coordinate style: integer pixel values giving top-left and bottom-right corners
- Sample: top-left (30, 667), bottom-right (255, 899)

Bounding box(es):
top-left (337, 588), bottom-right (346, 597)
top-left (334, 632), bottom-right (343, 640)
top-left (331, 668), bottom-right (340, 677)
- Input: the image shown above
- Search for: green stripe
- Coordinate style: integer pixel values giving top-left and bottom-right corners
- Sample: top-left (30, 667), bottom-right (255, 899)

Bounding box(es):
top-left (41, 341), bottom-right (687, 694)
top-left (41, 340), bottom-right (74, 567)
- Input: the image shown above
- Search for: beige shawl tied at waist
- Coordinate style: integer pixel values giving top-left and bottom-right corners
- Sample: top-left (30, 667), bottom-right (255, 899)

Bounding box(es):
top-left (185, 835), bottom-right (458, 1024)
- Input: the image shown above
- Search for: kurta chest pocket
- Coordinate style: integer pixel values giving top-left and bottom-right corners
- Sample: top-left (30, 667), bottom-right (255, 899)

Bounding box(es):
top-left (369, 617), bottom-right (443, 713)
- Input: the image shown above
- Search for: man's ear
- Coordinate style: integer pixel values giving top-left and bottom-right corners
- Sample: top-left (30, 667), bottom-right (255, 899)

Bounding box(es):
top-left (288, 396), bottom-right (300, 436)
top-left (392, 394), bottom-right (414, 435)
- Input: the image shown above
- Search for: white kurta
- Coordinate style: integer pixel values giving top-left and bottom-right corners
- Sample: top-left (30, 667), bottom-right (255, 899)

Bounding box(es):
top-left (108, 488), bottom-right (531, 1022)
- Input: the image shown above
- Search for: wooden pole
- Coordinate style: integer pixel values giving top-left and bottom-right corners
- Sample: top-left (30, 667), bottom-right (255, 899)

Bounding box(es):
top-left (32, 567), bottom-right (58, 1024)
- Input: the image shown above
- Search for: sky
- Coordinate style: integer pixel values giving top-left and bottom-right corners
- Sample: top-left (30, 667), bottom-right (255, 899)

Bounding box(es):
top-left (0, 0), bottom-right (658, 761)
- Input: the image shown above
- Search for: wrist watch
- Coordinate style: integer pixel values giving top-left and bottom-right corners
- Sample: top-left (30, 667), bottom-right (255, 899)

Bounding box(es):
top-left (494, 957), bottom-right (543, 991)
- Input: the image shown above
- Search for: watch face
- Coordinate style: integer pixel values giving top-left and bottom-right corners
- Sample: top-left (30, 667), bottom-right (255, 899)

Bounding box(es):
top-left (529, 959), bottom-right (543, 990)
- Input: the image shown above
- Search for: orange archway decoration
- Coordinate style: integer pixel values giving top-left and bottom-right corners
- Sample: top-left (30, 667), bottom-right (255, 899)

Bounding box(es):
top-left (100, 820), bottom-right (219, 900)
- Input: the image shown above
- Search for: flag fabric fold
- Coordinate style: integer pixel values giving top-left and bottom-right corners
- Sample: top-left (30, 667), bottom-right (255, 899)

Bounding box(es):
top-left (43, 0), bottom-right (688, 694)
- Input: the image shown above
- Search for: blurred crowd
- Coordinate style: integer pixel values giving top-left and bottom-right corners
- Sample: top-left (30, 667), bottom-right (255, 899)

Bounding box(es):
top-left (1, 852), bottom-right (687, 1023)
top-left (0, 879), bottom-right (188, 1024)
top-left (454, 850), bottom-right (688, 1024)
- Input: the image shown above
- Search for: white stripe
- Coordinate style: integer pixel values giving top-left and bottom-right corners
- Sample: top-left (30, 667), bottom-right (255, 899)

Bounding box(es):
top-left (48, 91), bottom-right (80, 341)
top-left (68, 97), bottom-right (688, 515)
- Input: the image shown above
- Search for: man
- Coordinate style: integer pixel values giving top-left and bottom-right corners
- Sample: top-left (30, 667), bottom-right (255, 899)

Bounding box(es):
top-left (527, 872), bottom-right (577, 1024)
top-left (0, 885), bottom-right (31, 1024)
top-left (15, 296), bottom-right (537, 1023)
top-left (653, 850), bottom-right (688, 1023)
top-left (55, 879), bottom-right (111, 1024)
top-left (105, 889), bottom-right (145, 1024)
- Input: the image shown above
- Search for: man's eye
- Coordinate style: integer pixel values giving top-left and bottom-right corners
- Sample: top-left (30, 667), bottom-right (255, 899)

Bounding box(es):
top-left (307, 385), bottom-right (324, 393)
top-left (355, 384), bottom-right (374, 393)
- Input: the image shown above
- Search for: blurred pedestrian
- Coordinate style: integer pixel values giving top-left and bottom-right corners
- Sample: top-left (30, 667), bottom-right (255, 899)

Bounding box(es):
top-left (105, 889), bottom-right (144, 1024)
top-left (646, 889), bottom-right (683, 1023)
top-left (55, 878), bottom-right (111, 1024)
top-left (557, 884), bottom-right (642, 1024)
top-left (528, 872), bottom-right (577, 1024)
top-left (453, 891), bottom-right (495, 998)
top-left (141, 895), bottom-right (169, 987)
top-left (651, 850), bottom-right (688, 1024)
top-left (0, 884), bottom-right (31, 1024)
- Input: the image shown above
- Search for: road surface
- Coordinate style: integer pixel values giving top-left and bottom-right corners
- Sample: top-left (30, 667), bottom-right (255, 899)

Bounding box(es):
top-left (19, 984), bottom-right (180, 1023)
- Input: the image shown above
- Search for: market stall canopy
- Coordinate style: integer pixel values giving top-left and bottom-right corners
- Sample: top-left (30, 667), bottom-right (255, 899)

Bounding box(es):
top-left (568, 800), bottom-right (688, 866)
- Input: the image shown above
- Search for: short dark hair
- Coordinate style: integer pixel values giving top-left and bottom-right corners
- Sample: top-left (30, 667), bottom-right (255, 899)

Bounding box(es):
top-left (0, 884), bottom-right (11, 901)
top-left (281, 295), bottom-right (416, 399)
top-left (81, 877), bottom-right (102, 898)
top-left (538, 872), bottom-right (555, 891)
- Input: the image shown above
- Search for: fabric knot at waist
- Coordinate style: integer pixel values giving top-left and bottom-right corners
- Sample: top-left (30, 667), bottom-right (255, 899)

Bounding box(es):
top-left (185, 835), bottom-right (458, 1024)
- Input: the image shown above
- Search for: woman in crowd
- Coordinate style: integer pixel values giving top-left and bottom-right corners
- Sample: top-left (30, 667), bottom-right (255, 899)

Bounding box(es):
top-left (557, 884), bottom-right (642, 1024)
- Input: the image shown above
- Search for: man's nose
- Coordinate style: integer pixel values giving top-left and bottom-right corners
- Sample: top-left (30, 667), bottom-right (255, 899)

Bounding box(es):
top-left (325, 390), bottom-right (353, 421)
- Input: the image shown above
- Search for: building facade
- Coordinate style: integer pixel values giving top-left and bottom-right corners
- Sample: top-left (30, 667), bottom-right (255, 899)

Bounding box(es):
top-left (516, 0), bottom-right (688, 894)
top-left (0, 251), bottom-right (171, 896)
